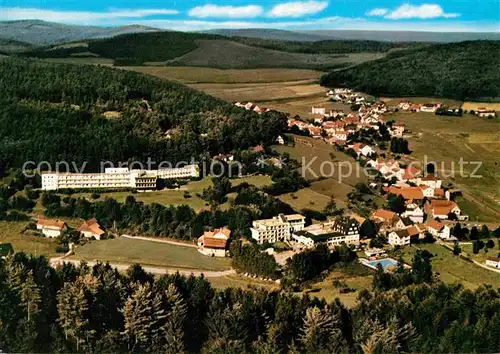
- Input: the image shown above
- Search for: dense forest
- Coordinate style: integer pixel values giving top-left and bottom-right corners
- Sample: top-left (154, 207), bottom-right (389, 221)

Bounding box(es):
top-left (0, 58), bottom-right (287, 171)
top-left (0, 253), bottom-right (499, 353)
top-left (19, 31), bottom-right (418, 65)
top-left (233, 37), bottom-right (424, 54)
top-left (320, 40), bottom-right (500, 101)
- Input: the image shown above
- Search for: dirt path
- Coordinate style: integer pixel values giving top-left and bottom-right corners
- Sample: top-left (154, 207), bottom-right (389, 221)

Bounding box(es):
top-left (439, 242), bottom-right (500, 274)
top-left (49, 257), bottom-right (235, 277)
top-left (121, 234), bottom-right (197, 248)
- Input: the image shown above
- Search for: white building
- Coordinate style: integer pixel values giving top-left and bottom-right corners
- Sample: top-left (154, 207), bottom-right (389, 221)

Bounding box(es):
top-left (311, 106), bottom-right (326, 116)
top-left (250, 214), bottom-right (305, 244)
top-left (41, 165), bottom-right (199, 191)
top-left (426, 221), bottom-right (451, 240)
top-left (292, 217), bottom-right (359, 248)
top-left (485, 257), bottom-right (500, 268)
top-left (276, 136), bottom-right (285, 145)
top-left (419, 175), bottom-right (442, 189)
top-left (36, 218), bottom-right (66, 238)
top-left (77, 218), bottom-right (105, 240)
top-left (420, 103), bottom-right (441, 113)
top-left (197, 228), bottom-right (231, 257)
top-left (388, 229), bottom-right (411, 246)
top-left (401, 203), bottom-right (424, 223)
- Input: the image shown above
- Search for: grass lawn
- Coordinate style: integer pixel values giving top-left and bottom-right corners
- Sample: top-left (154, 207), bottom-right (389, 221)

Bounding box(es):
top-left (273, 136), bottom-right (368, 211)
top-left (0, 221), bottom-right (60, 257)
top-left (302, 263), bottom-right (373, 308)
top-left (69, 237), bottom-right (232, 271)
top-left (460, 239), bottom-right (500, 264)
top-left (64, 175), bottom-right (272, 212)
top-left (208, 275), bottom-right (279, 291)
top-left (396, 243), bottom-right (500, 289)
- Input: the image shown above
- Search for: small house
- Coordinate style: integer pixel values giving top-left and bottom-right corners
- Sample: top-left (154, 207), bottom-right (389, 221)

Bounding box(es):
top-left (197, 227), bottom-right (231, 257)
top-left (36, 217), bottom-right (66, 238)
top-left (77, 218), bottom-right (106, 240)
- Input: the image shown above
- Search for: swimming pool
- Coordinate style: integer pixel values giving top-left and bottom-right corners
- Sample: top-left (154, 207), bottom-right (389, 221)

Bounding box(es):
top-left (362, 258), bottom-right (399, 271)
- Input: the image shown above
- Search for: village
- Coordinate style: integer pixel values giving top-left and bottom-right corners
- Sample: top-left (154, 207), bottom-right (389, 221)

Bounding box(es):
top-left (22, 87), bottom-right (499, 276)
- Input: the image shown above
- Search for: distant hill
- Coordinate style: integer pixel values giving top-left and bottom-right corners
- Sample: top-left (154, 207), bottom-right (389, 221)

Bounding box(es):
top-left (0, 38), bottom-right (35, 54)
top-left (204, 28), bottom-right (333, 42)
top-left (0, 20), bottom-right (159, 45)
top-left (19, 30), bottom-right (397, 69)
top-left (320, 40), bottom-right (500, 101)
top-left (298, 30), bottom-right (500, 43)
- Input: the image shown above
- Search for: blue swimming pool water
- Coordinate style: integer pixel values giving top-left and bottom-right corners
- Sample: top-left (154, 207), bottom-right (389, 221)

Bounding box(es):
top-left (365, 258), bottom-right (398, 270)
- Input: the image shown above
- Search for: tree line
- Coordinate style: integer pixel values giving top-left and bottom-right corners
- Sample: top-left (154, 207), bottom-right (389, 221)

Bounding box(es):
top-left (320, 40), bottom-right (500, 101)
top-left (0, 252), bottom-right (499, 353)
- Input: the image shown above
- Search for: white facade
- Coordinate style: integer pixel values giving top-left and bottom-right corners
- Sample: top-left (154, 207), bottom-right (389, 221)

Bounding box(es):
top-left (41, 165), bottom-right (199, 191)
top-left (427, 223), bottom-right (451, 240)
top-left (311, 106), bottom-right (326, 115)
top-left (292, 218), bottom-right (360, 248)
top-left (402, 204), bottom-right (424, 223)
top-left (36, 221), bottom-right (65, 238)
top-left (388, 230), bottom-right (411, 246)
top-left (250, 214), bottom-right (305, 244)
top-left (485, 258), bottom-right (500, 268)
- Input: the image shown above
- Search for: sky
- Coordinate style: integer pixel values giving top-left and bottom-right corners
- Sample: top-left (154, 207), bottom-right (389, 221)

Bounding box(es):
top-left (0, 0), bottom-right (499, 32)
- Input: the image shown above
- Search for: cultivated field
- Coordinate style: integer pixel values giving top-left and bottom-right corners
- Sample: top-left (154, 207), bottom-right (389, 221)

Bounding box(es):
top-left (70, 236), bottom-right (232, 271)
top-left (124, 66), bottom-right (324, 84)
top-left (385, 111), bottom-right (500, 221)
top-left (462, 102), bottom-right (500, 111)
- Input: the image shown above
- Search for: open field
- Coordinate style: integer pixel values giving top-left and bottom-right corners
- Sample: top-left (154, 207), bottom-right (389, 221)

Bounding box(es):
top-left (463, 102), bottom-right (500, 111)
top-left (382, 96), bottom-right (463, 107)
top-left (460, 239), bottom-right (500, 264)
top-left (67, 175), bottom-right (272, 212)
top-left (69, 236), bottom-right (232, 271)
top-left (0, 221), bottom-right (59, 257)
top-left (385, 111), bottom-right (500, 221)
top-left (303, 264), bottom-right (373, 307)
top-left (123, 66), bottom-right (324, 84)
top-left (208, 274), bottom-right (279, 290)
top-left (273, 136), bottom-right (368, 211)
top-left (397, 243), bottom-right (500, 289)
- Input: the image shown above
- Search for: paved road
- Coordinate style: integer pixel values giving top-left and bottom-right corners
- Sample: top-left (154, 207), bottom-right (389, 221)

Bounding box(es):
top-left (49, 258), bottom-right (235, 277)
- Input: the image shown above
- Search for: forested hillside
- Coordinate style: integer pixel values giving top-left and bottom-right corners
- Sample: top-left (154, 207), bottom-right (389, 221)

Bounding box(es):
top-left (320, 40), bottom-right (500, 101)
top-left (0, 253), bottom-right (499, 353)
top-left (19, 30), bottom-right (408, 67)
top-left (0, 58), bottom-right (286, 171)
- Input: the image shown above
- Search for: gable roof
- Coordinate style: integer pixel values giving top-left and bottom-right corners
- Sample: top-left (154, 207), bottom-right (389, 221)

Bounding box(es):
top-left (427, 220), bottom-right (444, 231)
top-left (37, 217), bottom-right (66, 231)
top-left (372, 209), bottom-right (396, 221)
top-left (77, 218), bottom-right (105, 236)
top-left (387, 186), bottom-right (424, 200)
top-left (431, 200), bottom-right (459, 215)
top-left (392, 229), bottom-right (410, 238)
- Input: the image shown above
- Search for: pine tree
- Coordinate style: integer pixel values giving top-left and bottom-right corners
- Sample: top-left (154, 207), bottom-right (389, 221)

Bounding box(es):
top-left (299, 306), bottom-right (344, 354)
top-left (122, 282), bottom-right (168, 352)
top-left (164, 284), bottom-right (187, 354)
top-left (57, 279), bottom-right (91, 351)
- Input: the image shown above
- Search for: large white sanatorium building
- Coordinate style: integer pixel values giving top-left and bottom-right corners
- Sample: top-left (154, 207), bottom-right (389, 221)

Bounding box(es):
top-left (250, 214), bottom-right (306, 244)
top-left (41, 165), bottom-right (199, 191)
